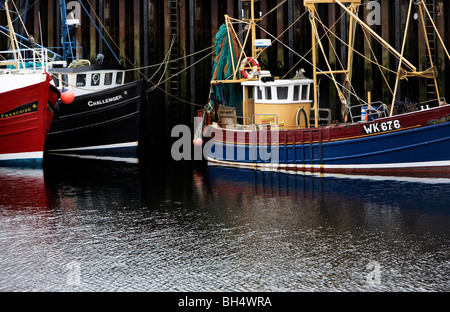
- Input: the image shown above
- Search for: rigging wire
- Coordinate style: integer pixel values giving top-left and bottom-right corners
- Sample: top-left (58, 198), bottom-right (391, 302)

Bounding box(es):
top-left (256, 23), bottom-right (367, 106)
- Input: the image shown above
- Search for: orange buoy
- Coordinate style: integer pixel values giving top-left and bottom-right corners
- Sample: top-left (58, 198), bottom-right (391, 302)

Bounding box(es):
top-left (60, 88), bottom-right (75, 104)
top-left (193, 138), bottom-right (203, 146)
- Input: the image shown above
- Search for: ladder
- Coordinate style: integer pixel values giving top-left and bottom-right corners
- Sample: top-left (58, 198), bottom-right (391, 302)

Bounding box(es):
top-left (167, 0), bottom-right (180, 127)
top-left (424, 0), bottom-right (437, 99)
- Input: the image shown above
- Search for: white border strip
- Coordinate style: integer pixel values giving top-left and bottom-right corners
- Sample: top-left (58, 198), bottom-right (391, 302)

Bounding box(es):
top-left (207, 158), bottom-right (450, 184)
top-left (49, 153), bottom-right (139, 164)
top-left (0, 151), bottom-right (43, 161)
top-left (207, 157), bottom-right (450, 171)
top-left (322, 161), bottom-right (450, 170)
top-left (47, 141), bottom-right (138, 153)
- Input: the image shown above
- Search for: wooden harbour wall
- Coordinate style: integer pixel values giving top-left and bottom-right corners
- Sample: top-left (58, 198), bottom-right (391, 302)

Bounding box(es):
top-left (1, 0), bottom-right (449, 139)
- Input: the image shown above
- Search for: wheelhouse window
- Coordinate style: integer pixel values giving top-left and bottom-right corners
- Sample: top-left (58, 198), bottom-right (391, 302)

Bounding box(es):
top-left (247, 86), bottom-right (254, 100)
top-left (277, 87), bottom-right (289, 100)
top-left (116, 72), bottom-right (124, 85)
top-left (91, 73), bottom-right (101, 86)
top-left (76, 74), bottom-right (86, 87)
top-left (302, 85), bottom-right (309, 101)
top-left (265, 87), bottom-right (272, 100)
top-left (105, 73), bottom-right (113, 86)
top-left (257, 87), bottom-right (263, 100)
top-left (293, 85), bottom-right (300, 101)
top-left (61, 74), bottom-right (69, 88)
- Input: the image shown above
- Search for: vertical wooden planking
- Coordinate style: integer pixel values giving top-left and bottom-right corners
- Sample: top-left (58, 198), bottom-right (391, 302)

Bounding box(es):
top-left (363, 3), bottom-right (373, 99)
top-left (47, 0), bottom-right (55, 48)
top-left (188, 0), bottom-right (196, 118)
top-left (328, 4), bottom-right (337, 115)
top-left (445, 0), bottom-right (450, 100)
top-left (143, 0), bottom-right (149, 80)
top-left (287, 0), bottom-right (294, 77)
top-left (119, 0), bottom-right (126, 65)
top-left (33, 1), bottom-right (40, 45)
top-left (260, 0), bottom-right (269, 68)
top-left (435, 0), bottom-right (445, 98)
top-left (90, 0), bottom-right (98, 61)
top-left (276, 1), bottom-right (284, 76)
top-left (227, 0), bottom-right (234, 17)
top-left (5, 0), bottom-right (450, 127)
top-left (179, 0), bottom-right (187, 89)
top-left (98, 0), bottom-right (104, 56)
top-left (133, 0), bottom-right (141, 80)
top-left (381, 0), bottom-right (391, 104)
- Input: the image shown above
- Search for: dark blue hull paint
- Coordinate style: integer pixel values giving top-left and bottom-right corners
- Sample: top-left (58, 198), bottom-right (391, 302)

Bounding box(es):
top-left (206, 121), bottom-right (450, 174)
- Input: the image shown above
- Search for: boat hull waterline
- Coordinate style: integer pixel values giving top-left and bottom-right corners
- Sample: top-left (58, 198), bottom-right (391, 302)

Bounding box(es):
top-left (204, 105), bottom-right (450, 177)
top-left (45, 80), bottom-right (143, 161)
top-left (0, 75), bottom-right (59, 166)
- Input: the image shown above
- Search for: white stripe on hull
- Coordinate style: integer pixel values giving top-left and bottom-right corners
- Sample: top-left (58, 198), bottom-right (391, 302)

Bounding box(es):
top-left (207, 158), bottom-right (450, 183)
top-left (47, 141), bottom-right (138, 153)
top-left (48, 153), bottom-right (138, 164)
top-left (207, 157), bottom-right (450, 172)
top-left (0, 151), bottom-right (43, 161)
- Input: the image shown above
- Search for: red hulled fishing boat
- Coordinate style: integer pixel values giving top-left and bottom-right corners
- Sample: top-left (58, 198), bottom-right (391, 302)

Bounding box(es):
top-left (0, 0), bottom-right (60, 166)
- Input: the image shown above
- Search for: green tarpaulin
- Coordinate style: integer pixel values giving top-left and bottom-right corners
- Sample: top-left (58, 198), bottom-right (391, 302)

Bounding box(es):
top-left (210, 24), bottom-right (243, 117)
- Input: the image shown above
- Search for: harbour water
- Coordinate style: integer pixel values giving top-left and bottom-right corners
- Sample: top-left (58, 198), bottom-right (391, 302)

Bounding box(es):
top-left (0, 154), bottom-right (449, 292)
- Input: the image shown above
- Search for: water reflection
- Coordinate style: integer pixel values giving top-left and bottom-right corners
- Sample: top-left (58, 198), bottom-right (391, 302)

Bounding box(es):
top-left (0, 158), bottom-right (448, 291)
top-left (0, 167), bottom-right (50, 211)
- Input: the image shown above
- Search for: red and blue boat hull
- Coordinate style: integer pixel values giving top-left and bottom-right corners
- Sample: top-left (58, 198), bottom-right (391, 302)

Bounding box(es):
top-left (205, 105), bottom-right (450, 177)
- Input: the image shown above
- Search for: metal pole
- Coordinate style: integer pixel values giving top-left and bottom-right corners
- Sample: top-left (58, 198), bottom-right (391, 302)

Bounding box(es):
top-left (390, 0), bottom-right (414, 116)
top-left (288, 0), bottom-right (294, 77)
top-left (98, 0), bottom-right (104, 55)
top-left (189, 0), bottom-right (196, 119)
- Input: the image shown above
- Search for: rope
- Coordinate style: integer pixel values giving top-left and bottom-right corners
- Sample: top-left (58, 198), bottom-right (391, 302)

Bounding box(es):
top-left (399, 67), bottom-right (436, 80)
top-left (69, 59), bottom-right (91, 68)
top-left (10, 0), bottom-right (29, 38)
top-left (147, 35), bottom-right (176, 91)
top-left (282, 11), bottom-right (346, 78)
top-left (361, 26), bottom-right (394, 96)
top-left (261, 0), bottom-right (288, 20)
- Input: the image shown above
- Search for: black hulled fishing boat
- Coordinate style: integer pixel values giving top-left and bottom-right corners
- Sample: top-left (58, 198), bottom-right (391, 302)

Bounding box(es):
top-left (44, 0), bottom-right (143, 163)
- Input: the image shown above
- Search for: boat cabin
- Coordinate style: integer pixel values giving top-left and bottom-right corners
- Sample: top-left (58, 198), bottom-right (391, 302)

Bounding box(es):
top-left (50, 64), bottom-right (125, 97)
top-left (241, 74), bottom-right (314, 129)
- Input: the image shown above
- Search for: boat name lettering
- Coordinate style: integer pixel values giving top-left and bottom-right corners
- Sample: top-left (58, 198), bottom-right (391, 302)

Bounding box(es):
top-left (0, 102), bottom-right (38, 119)
top-left (362, 120), bottom-right (401, 134)
top-left (88, 95), bottom-right (123, 107)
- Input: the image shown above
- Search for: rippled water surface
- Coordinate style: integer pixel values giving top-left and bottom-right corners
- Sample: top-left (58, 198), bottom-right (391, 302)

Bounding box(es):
top-left (0, 155), bottom-right (449, 292)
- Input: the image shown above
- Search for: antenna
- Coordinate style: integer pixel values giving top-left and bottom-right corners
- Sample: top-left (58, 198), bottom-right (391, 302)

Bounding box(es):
top-left (38, 11), bottom-right (43, 45)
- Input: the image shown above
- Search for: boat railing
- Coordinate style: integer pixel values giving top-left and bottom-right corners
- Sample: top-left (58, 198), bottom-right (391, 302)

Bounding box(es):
top-left (0, 47), bottom-right (52, 72)
top-left (348, 101), bottom-right (389, 123)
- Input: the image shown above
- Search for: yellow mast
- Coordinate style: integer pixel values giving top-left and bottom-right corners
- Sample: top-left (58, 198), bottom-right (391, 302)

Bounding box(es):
top-left (304, 0), bottom-right (361, 127)
top-left (309, 7), bottom-right (319, 128)
top-left (390, 0), bottom-right (414, 116)
top-left (242, 0), bottom-right (261, 60)
top-left (4, 0), bottom-right (24, 69)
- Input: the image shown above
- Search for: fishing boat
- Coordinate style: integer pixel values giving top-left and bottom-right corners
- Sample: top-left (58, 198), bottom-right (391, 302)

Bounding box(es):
top-left (194, 0), bottom-right (450, 177)
top-left (0, 0), bottom-right (60, 166)
top-left (44, 0), bottom-right (143, 162)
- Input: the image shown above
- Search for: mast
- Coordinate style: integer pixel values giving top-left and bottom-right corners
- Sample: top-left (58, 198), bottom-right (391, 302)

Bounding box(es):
top-left (242, 0), bottom-right (261, 60)
top-left (60, 0), bottom-right (76, 63)
top-left (390, 0), bottom-right (414, 116)
top-left (4, 0), bottom-right (24, 69)
top-left (304, 0), bottom-right (361, 127)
